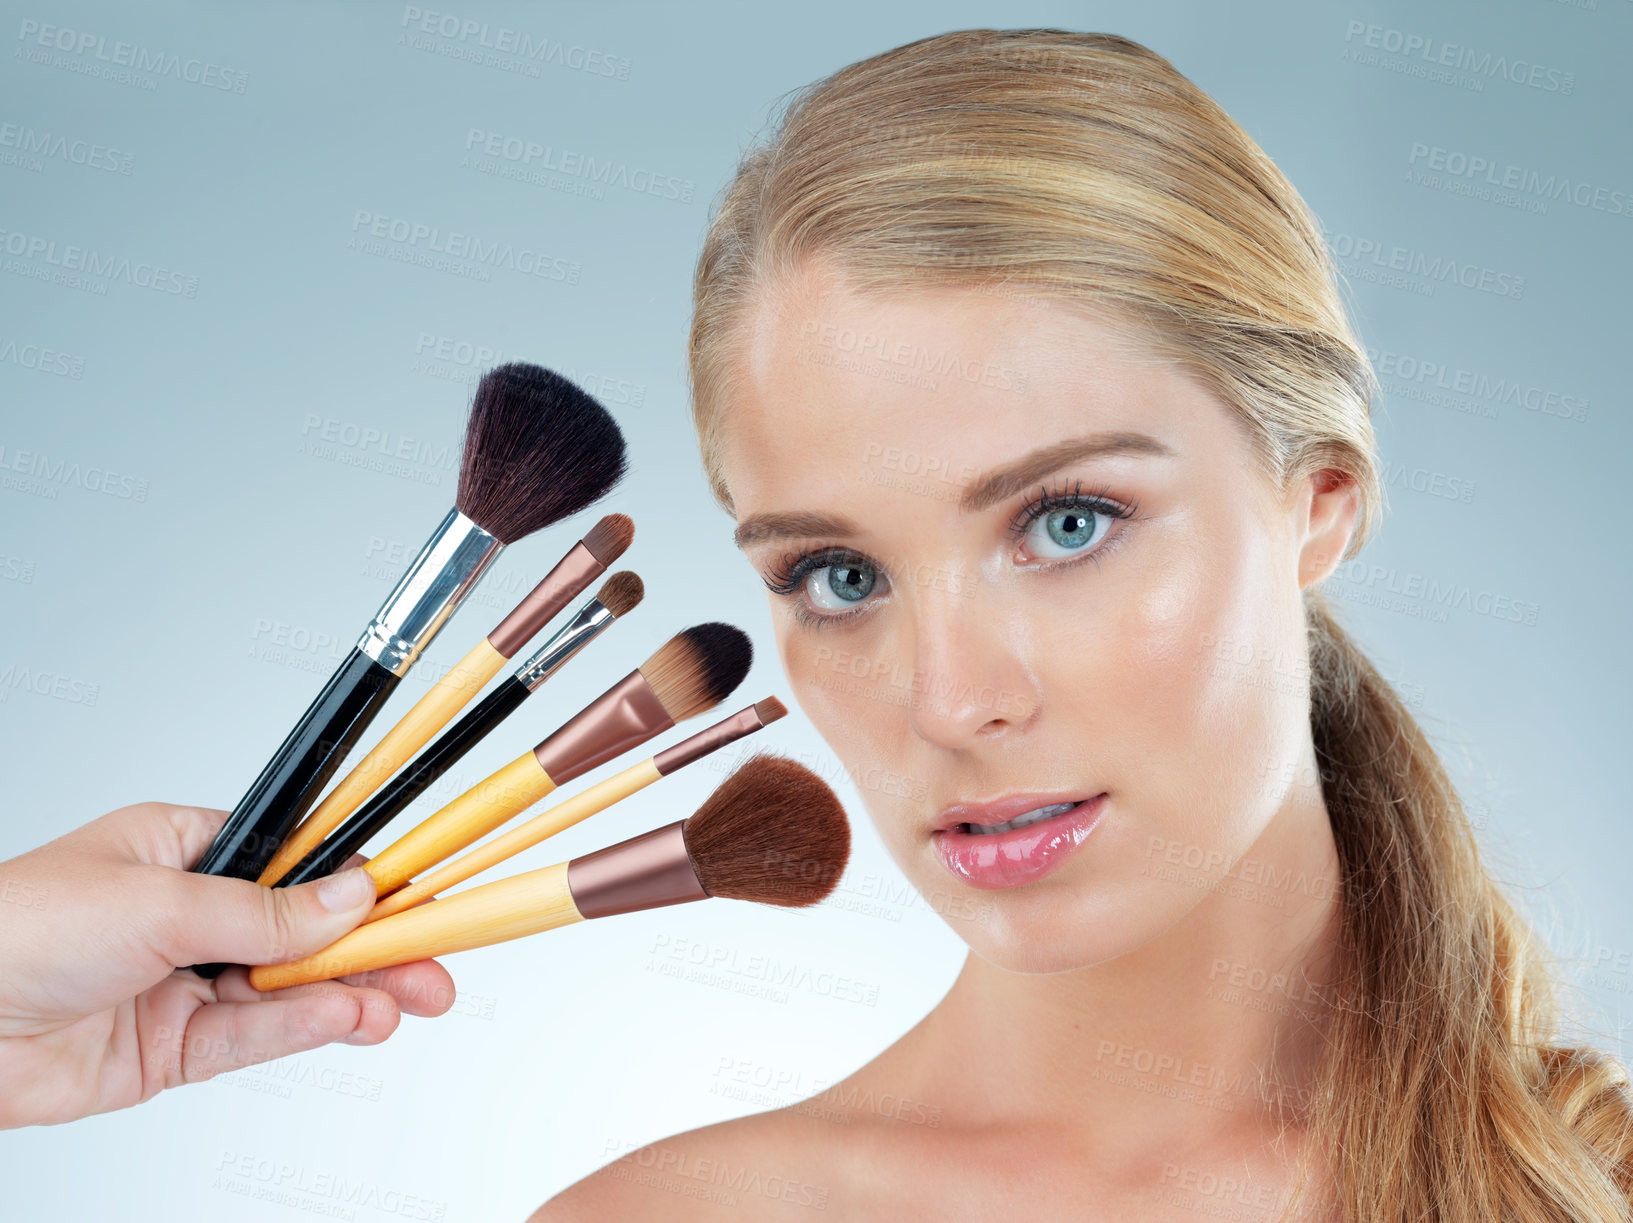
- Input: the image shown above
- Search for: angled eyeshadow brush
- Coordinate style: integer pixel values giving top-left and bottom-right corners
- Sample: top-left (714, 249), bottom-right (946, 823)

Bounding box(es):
top-left (367, 695), bottom-right (787, 920)
top-left (360, 622), bottom-right (753, 897)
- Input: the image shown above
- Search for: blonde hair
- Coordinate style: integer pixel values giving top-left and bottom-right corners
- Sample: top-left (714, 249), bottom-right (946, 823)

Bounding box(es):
top-left (686, 28), bottom-right (1633, 1221)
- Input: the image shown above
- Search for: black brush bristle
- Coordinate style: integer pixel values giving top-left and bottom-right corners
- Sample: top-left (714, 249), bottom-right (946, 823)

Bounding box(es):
top-left (456, 363), bottom-right (628, 545)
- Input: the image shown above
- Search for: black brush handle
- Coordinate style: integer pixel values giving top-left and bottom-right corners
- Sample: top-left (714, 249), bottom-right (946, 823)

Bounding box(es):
top-left (189, 648), bottom-right (399, 977)
top-left (279, 675), bottom-right (534, 888)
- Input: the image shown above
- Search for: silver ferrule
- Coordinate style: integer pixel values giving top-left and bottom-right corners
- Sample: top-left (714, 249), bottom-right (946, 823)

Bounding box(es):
top-left (513, 597), bottom-right (613, 691)
top-left (357, 508), bottom-right (502, 676)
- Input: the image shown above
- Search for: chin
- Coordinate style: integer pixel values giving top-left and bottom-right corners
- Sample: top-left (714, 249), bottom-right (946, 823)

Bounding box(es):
top-left (897, 837), bottom-right (1195, 974)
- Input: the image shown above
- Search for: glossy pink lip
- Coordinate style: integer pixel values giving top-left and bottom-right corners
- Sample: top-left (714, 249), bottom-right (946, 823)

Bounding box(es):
top-left (932, 793), bottom-right (1107, 890)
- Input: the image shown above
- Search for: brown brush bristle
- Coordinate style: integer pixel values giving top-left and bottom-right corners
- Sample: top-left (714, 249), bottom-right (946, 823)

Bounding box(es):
top-left (683, 754), bottom-right (850, 906)
top-left (456, 363), bottom-right (628, 545)
top-left (582, 513), bottom-right (634, 566)
top-left (638, 622), bottom-right (752, 723)
top-left (596, 571), bottom-right (644, 618)
top-left (753, 696), bottom-right (788, 725)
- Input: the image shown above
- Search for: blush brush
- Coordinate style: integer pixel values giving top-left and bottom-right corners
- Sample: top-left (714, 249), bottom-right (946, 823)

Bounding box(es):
top-left (192, 363), bottom-right (628, 892)
top-left (276, 570), bottom-right (646, 889)
top-left (359, 622), bottom-right (753, 897)
top-left (248, 754), bottom-right (850, 991)
top-left (366, 695), bottom-right (787, 920)
top-left (257, 516), bottom-right (635, 887)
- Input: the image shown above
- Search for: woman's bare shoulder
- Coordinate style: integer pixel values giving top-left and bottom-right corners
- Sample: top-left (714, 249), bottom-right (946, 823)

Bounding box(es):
top-left (529, 1104), bottom-right (858, 1222)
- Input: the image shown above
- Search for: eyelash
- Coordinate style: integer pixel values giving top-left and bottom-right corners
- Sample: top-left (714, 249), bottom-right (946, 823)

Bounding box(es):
top-left (1008, 480), bottom-right (1141, 558)
top-left (760, 481), bottom-right (1141, 629)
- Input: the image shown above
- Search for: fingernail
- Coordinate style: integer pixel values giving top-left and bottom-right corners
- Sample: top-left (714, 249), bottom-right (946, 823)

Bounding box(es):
top-left (317, 867), bottom-right (373, 913)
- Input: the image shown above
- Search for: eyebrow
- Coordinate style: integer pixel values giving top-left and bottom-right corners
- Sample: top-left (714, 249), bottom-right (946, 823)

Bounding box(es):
top-left (732, 430), bottom-right (1173, 549)
top-left (960, 431), bottom-right (1174, 512)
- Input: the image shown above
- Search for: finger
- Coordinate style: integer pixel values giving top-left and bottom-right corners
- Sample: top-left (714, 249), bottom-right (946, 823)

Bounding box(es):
top-left (215, 957), bottom-right (456, 1019)
top-left (156, 865), bottom-right (379, 969)
top-left (172, 990), bottom-right (399, 1082)
top-left (339, 959), bottom-right (458, 1019)
top-left (44, 802), bottom-right (231, 869)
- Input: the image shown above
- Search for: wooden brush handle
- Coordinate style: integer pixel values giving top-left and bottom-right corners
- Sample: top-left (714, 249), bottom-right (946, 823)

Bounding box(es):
top-left (258, 639), bottom-right (506, 885)
top-left (248, 861), bottom-right (583, 990)
top-left (368, 757), bottom-right (662, 922)
top-left (362, 751), bottom-right (557, 895)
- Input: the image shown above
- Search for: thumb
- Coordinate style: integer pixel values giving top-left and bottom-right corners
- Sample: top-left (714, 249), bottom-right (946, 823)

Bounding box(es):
top-left (162, 867), bottom-right (378, 969)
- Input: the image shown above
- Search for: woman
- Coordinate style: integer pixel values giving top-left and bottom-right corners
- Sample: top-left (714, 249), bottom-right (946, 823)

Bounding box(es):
top-left (538, 29), bottom-right (1632, 1221)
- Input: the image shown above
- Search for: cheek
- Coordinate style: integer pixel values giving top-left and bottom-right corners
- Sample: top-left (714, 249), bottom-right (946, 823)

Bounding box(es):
top-left (1108, 517), bottom-right (1305, 842)
top-left (773, 606), bottom-right (924, 849)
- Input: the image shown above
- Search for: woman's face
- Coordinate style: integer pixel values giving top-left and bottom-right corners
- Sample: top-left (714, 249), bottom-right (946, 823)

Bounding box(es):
top-left (716, 260), bottom-right (1355, 973)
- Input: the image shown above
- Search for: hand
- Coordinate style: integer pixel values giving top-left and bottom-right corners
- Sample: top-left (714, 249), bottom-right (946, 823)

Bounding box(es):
top-left (0, 801), bottom-right (456, 1128)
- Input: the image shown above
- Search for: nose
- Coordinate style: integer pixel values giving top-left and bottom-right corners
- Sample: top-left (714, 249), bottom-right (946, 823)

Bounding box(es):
top-left (901, 570), bottom-right (1040, 750)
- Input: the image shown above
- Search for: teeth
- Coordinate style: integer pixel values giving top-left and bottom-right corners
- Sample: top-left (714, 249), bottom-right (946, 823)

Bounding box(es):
top-left (962, 802), bottom-right (1077, 836)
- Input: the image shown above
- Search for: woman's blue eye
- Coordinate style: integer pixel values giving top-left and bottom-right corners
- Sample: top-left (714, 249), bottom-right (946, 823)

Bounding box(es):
top-left (806, 561), bottom-right (877, 610)
top-left (1026, 504), bottom-right (1109, 559)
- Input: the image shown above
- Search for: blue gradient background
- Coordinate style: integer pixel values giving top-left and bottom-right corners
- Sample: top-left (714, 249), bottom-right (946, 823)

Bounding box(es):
top-left (1, 1), bottom-right (1628, 1217)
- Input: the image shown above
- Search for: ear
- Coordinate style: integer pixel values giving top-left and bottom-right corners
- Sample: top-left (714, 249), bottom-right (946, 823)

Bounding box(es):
top-left (1296, 468), bottom-right (1360, 589)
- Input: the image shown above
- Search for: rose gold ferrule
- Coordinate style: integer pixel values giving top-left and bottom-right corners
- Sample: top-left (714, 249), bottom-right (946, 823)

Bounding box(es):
top-left (652, 704), bottom-right (769, 776)
top-left (531, 669), bottom-right (673, 786)
top-left (486, 542), bottom-right (604, 658)
top-left (566, 820), bottom-right (708, 920)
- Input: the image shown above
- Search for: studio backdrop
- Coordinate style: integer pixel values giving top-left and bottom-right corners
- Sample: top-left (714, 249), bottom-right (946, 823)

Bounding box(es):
top-left (1, 1), bottom-right (1627, 1218)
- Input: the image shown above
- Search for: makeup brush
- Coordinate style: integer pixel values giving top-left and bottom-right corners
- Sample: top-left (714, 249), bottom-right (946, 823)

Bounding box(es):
top-left (192, 364), bottom-right (628, 888)
top-left (368, 696), bottom-right (787, 921)
top-left (277, 571), bottom-right (646, 889)
top-left (257, 516), bottom-right (635, 887)
top-left (359, 623), bottom-right (752, 897)
top-left (248, 754), bottom-right (849, 991)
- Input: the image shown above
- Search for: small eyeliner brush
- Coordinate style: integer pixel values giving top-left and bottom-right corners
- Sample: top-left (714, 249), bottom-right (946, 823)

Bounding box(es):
top-left (257, 517), bottom-right (634, 886)
top-left (278, 571), bottom-right (645, 889)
